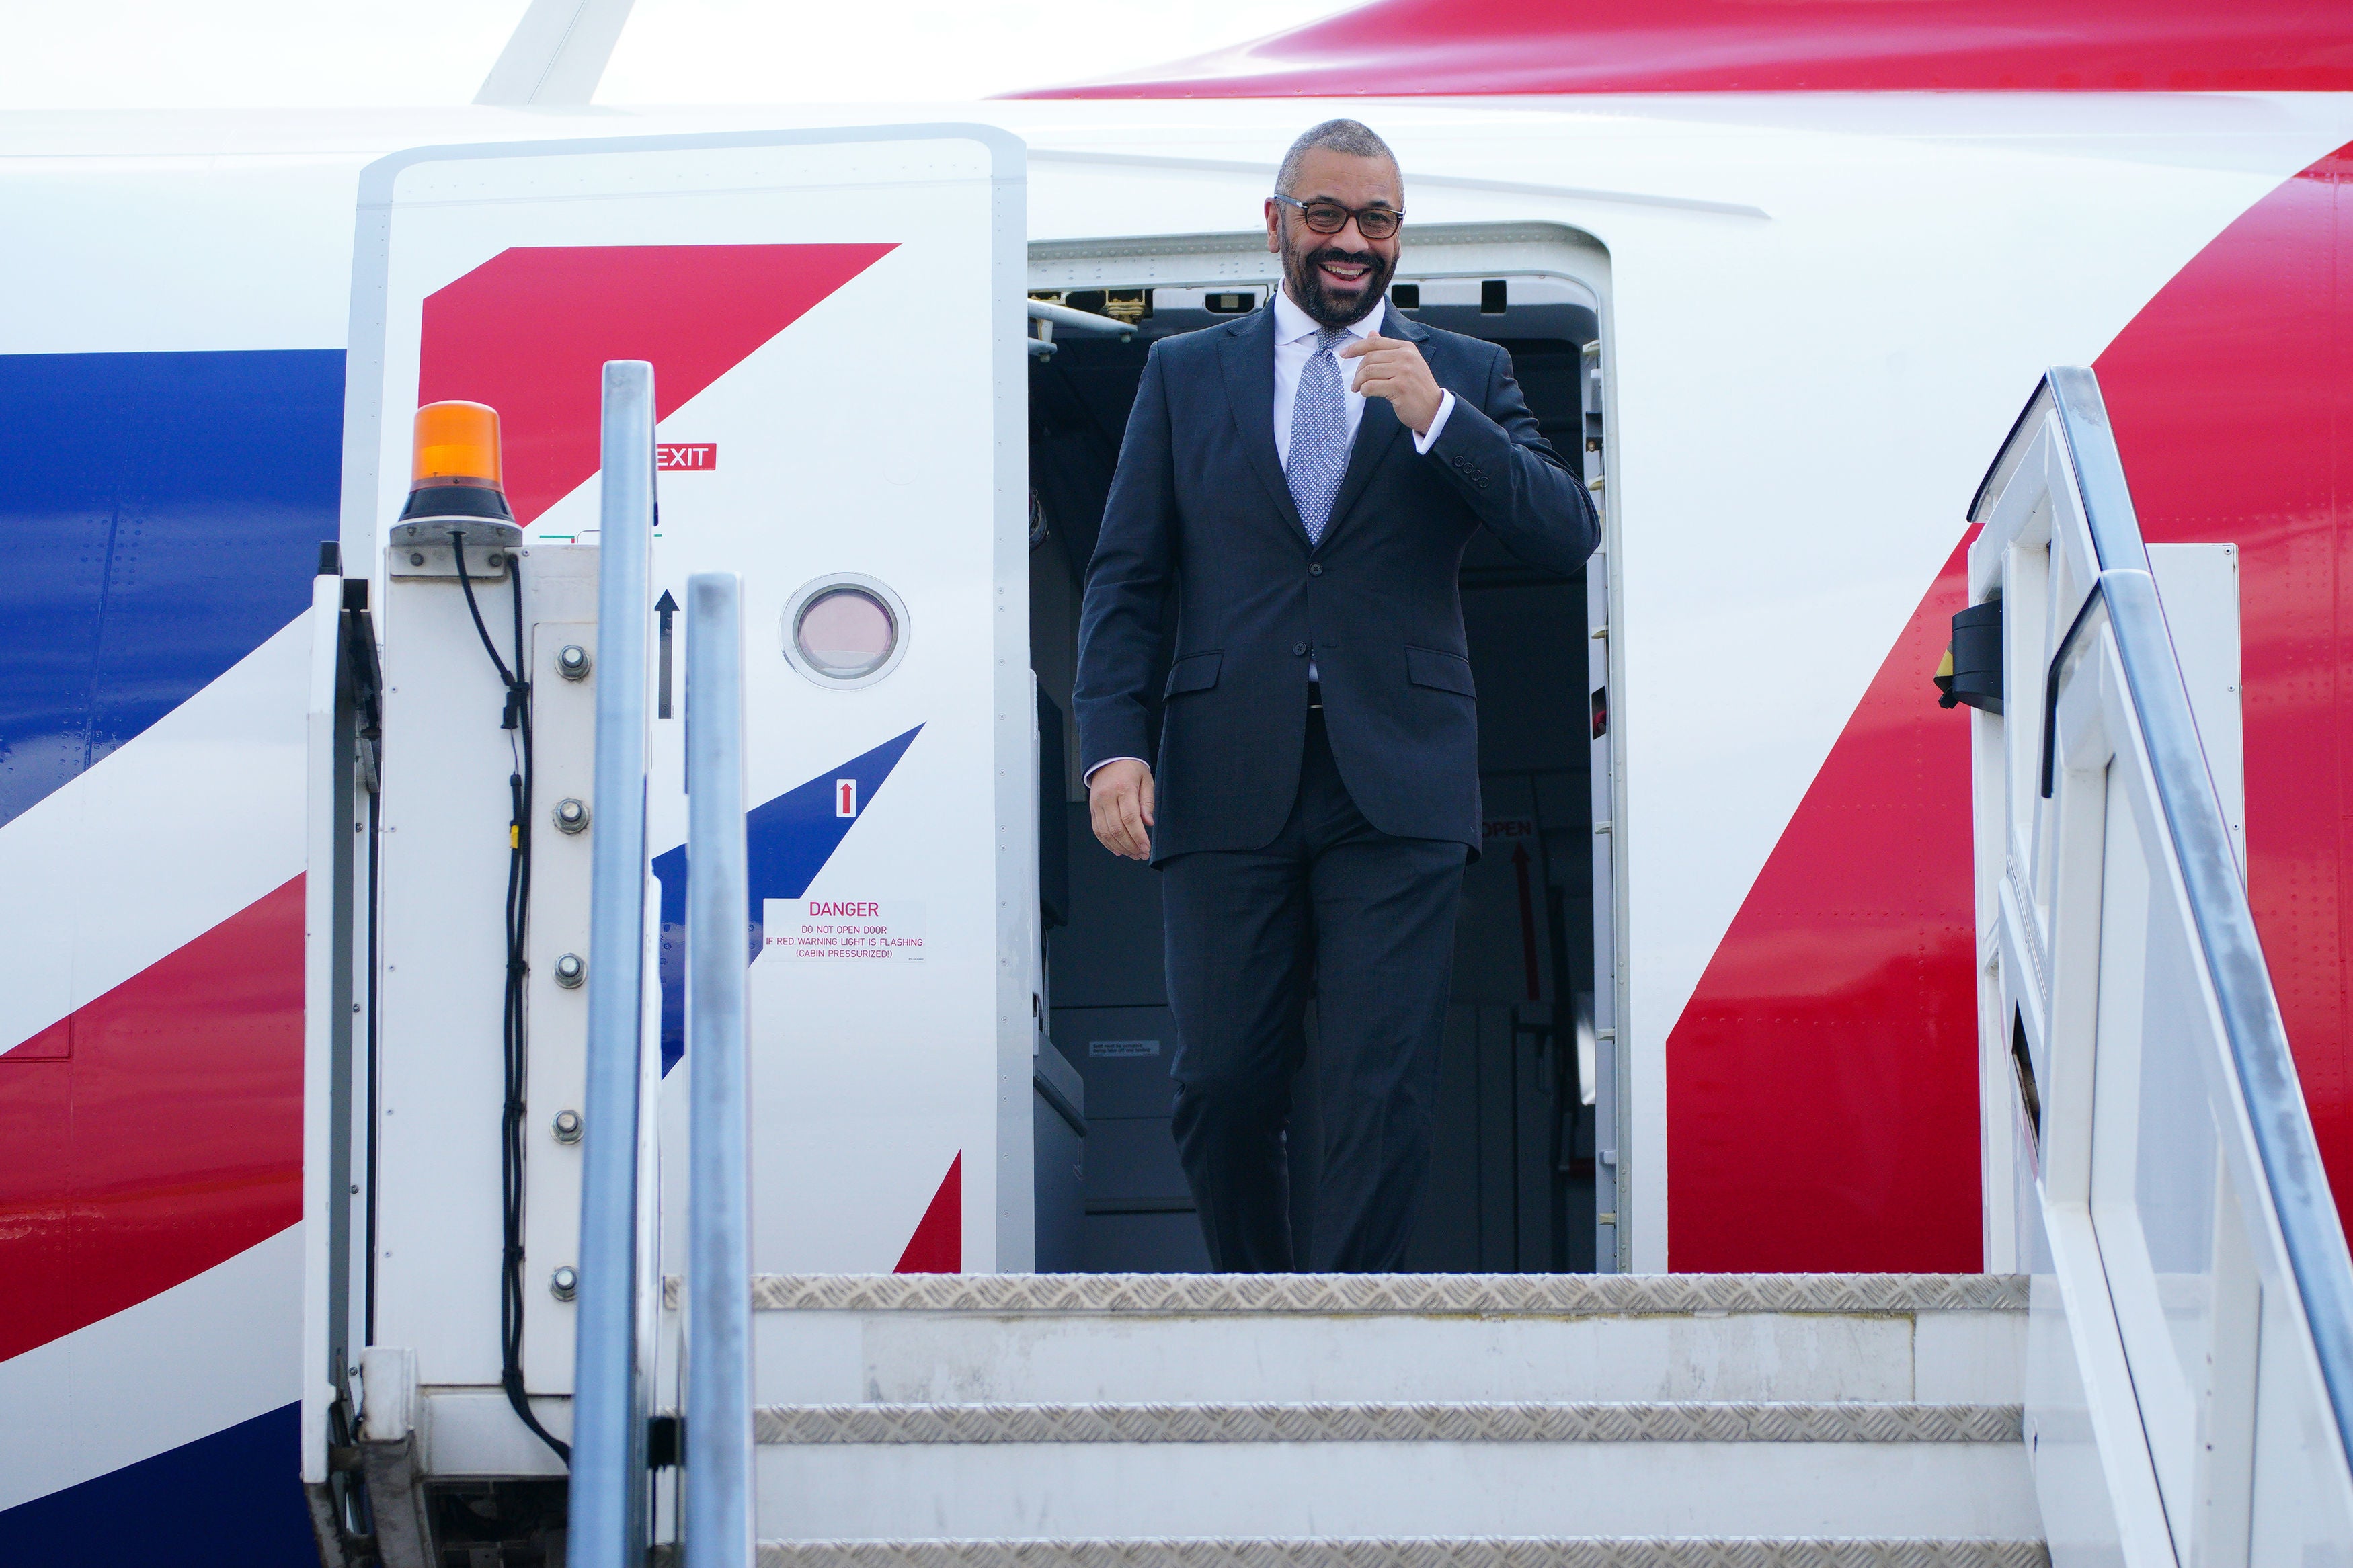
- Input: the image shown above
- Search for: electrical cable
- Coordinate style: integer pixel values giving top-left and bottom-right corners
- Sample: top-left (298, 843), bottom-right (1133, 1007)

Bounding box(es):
top-left (452, 530), bottom-right (570, 1466)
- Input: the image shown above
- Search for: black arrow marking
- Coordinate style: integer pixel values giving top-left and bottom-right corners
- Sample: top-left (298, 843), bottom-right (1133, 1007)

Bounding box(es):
top-left (655, 589), bottom-right (679, 720)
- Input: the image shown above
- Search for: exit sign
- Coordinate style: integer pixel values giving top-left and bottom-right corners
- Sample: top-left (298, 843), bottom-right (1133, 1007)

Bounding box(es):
top-left (657, 443), bottom-right (716, 471)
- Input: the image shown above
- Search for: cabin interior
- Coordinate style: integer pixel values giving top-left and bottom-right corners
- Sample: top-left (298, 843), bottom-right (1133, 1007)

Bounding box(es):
top-left (1026, 276), bottom-right (1603, 1272)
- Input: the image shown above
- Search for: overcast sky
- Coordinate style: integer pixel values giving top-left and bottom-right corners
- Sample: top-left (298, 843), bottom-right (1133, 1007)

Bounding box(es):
top-left (3, 0), bottom-right (1345, 109)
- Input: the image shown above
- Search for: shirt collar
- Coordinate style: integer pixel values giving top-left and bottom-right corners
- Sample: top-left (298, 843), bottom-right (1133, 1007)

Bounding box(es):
top-left (1274, 283), bottom-right (1384, 346)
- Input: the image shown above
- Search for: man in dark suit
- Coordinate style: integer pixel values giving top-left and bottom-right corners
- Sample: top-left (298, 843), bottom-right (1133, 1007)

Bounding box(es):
top-left (1074, 119), bottom-right (1599, 1272)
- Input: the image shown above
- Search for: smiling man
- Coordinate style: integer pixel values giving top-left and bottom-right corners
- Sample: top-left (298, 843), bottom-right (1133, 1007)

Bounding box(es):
top-left (1074, 118), bottom-right (1600, 1272)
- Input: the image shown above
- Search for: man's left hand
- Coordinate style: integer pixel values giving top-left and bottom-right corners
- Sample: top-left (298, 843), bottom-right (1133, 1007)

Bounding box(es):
top-left (1339, 335), bottom-right (1445, 435)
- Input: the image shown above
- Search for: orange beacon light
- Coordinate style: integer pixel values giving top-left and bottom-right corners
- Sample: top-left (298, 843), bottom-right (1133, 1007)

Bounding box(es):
top-left (399, 400), bottom-right (515, 522)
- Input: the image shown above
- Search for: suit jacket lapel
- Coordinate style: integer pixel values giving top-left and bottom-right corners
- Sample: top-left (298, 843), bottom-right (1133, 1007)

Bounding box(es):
top-left (1322, 304), bottom-right (1428, 544)
top-left (1217, 309), bottom-right (1313, 550)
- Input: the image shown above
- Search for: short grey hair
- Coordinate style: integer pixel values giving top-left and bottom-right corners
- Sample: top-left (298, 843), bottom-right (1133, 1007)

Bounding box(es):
top-left (1275, 118), bottom-right (1398, 197)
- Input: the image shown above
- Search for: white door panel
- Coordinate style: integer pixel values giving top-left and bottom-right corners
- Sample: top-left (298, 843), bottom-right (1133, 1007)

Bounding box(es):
top-left (343, 125), bottom-right (1029, 1406)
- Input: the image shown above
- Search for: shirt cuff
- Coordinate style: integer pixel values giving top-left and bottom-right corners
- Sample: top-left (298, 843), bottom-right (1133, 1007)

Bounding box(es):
top-left (1083, 756), bottom-right (1147, 786)
top-left (1412, 390), bottom-right (1457, 454)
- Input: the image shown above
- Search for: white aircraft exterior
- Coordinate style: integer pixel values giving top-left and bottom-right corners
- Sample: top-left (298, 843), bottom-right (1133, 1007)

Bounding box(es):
top-left (3, 1), bottom-right (2352, 1548)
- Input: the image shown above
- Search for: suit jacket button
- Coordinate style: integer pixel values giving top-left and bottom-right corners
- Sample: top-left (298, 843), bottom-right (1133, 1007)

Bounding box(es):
top-left (1293, 643), bottom-right (1307, 656)
top-left (1308, 563), bottom-right (1322, 577)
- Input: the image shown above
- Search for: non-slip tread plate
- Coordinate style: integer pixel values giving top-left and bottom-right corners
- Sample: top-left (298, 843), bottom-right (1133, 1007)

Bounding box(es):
top-left (737, 1540), bottom-right (2050, 1568)
top-left (719, 1274), bottom-right (2028, 1316)
top-left (752, 1401), bottom-right (2024, 1446)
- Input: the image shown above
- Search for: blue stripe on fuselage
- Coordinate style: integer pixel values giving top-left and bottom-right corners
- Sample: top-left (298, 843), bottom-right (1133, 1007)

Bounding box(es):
top-left (0, 351), bottom-right (344, 830)
top-left (0, 1402), bottom-right (316, 1565)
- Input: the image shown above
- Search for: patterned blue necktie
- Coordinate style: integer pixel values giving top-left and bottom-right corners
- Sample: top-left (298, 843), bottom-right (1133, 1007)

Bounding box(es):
top-left (1286, 325), bottom-right (1353, 544)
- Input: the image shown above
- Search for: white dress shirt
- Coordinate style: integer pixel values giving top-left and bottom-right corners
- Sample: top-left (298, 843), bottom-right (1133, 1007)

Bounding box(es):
top-left (1271, 283), bottom-right (1454, 466)
top-left (1084, 286), bottom-right (1457, 786)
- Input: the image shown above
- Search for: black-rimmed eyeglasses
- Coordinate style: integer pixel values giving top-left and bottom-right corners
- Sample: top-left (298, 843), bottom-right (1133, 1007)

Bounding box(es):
top-left (1273, 194), bottom-right (1404, 241)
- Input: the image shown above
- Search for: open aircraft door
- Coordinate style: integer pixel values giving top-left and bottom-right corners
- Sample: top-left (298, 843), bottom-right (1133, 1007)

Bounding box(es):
top-left (331, 124), bottom-right (1031, 1432)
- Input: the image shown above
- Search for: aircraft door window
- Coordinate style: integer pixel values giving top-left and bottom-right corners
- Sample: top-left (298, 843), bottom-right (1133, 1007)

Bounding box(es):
top-left (783, 575), bottom-right (908, 687)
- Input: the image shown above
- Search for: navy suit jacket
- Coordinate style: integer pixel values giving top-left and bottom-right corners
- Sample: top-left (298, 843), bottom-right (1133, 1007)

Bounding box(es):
top-left (1074, 301), bottom-right (1600, 862)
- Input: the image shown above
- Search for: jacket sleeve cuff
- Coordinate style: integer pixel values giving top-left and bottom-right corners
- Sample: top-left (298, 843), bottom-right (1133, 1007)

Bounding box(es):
top-left (1082, 756), bottom-right (1148, 786)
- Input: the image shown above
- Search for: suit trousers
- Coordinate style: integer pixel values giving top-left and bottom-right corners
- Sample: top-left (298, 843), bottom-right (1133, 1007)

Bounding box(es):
top-left (1160, 708), bottom-right (1468, 1272)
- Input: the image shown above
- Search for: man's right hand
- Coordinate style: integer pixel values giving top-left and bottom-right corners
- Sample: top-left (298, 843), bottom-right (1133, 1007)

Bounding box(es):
top-left (1088, 759), bottom-right (1156, 861)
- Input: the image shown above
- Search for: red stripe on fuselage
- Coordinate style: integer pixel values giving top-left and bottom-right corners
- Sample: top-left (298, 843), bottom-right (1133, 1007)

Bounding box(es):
top-left (893, 1154), bottom-right (962, 1274)
top-left (2099, 145), bottom-right (2353, 1214)
top-left (1667, 139), bottom-right (2353, 1269)
top-left (1016, 0), bottom-right (2353, 97)
top-left (0, 878), bottom-right (304, 1363)
top-left (1666, 536), bottom-right (1982, 1272)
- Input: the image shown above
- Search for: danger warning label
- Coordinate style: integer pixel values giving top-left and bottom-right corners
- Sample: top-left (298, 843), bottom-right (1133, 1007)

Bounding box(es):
top-left (764, 897), bottom-right (926, 961)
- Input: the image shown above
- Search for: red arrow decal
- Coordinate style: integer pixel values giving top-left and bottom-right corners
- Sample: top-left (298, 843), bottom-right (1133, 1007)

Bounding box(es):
top-left (420, 243), bottom-right (897, 524)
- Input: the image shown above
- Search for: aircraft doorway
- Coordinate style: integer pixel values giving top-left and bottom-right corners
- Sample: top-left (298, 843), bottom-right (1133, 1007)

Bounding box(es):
top-left (1027, 268), bottom-right (1606, 1272)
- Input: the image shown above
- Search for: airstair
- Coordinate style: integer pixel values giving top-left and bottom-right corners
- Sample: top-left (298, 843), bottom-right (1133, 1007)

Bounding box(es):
top-left (731, 1270), bottom-right (2034, 1561)
top-left (331, 363), bottom-right (2353, 1568)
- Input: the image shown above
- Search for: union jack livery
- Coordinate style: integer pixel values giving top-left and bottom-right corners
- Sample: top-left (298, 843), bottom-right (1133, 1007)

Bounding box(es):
top-left (3, 0), bottom-right (2352, 1561)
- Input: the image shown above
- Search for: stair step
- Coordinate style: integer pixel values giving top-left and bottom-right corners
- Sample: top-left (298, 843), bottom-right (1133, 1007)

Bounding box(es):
top-left (728, 1276), bottom-right (2038, 1544)
top-left (735, 1274), bottom-right (2027, 1408)
top-left (752, 1402), bottom-right (2025, 1445)
top-left (736, 1273), bottom-right (2030, 1315)
top-left (740, 1541), bottom-right (2050, 1568)
top-left (752, 1401), bottom-right (2035, 1541)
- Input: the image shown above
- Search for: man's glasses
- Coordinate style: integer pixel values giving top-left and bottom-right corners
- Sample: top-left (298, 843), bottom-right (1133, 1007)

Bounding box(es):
top-left (1273, 194), bottom-right (1404, 241)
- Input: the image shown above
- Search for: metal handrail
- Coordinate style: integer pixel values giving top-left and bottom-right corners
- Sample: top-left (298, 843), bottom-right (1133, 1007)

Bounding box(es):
top-left (684, 573), bottom-right (754, 1567)
top-left (1027, 298), bottom-right (1134, 339)
top-left (569, 360), bottom-right (659, 1567)
top-left (2001, 366), bottom-right (2353, 1477)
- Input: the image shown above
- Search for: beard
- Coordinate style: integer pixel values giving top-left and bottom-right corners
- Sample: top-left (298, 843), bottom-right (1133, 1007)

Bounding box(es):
top-left (1281, 232), bottom-right (1396, 329)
